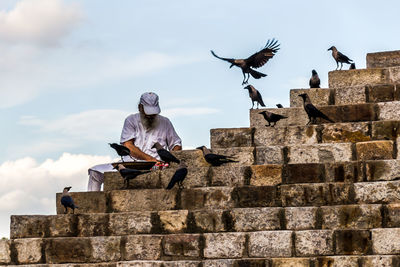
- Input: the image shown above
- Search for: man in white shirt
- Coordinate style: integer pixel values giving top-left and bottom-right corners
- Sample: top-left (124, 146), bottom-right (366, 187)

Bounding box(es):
top-left (87, 92), bottom-right (182, 191)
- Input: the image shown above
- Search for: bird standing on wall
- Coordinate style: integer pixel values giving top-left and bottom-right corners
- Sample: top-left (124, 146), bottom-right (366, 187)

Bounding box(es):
top-left (211, 39), bottom-right (280, 85)
top-left (276, 104), bottom-right (284, 108)
top-left (309, 70), bottom-right (321, 88)
top-left (109, 143), bottom-right (132, 162)
top-left (196, 146), bottom-right (238, 166)
top-left (328, 46), bottom-right (353, 70)
top-left (61, 187), bottom-right (78, 214)
top-left (298, 93), bottom-right (334, 124)
top-left (114, 164), bottom-right (151, 189)
top-left (244, 84), bottom-right (266, 109)
top-left (166, 161), bottom-right (188, 189)
top-left (349, 63), bottom-right (356, 70)
top-left (152, 142), bottom-right (180, 164)
top-left (259, 111), bottom-right (287, 127)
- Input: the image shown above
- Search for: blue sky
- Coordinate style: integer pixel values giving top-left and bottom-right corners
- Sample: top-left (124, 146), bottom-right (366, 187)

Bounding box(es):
top-left (0, 0), bottom-right (399, 237)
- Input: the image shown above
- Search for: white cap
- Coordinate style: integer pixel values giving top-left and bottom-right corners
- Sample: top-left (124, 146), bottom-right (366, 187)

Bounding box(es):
top-left (140, 92), bottom-right (161, 115)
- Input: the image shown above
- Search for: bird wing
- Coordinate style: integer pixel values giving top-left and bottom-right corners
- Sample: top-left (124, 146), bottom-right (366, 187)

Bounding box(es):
top-left (110, 143), bottom-right (130, 156)
top-left (158, 149), bottom-right (180, 164)
top-left (61, 196), bottom-right (74, 208)
top-left (256, 90), bottom-right (266, 107)
top-left (305, 104), bottom-right (333, 122)
top-left (337, 51), bottom-right (352, 62)
top-left (166, 168), bottom-right (188, 189)
top-left (119, 168), bottom-right (149, 179)
top-left (270, 113), bottom-right (288, 120)
top-left (210, 50), bottom-right (235, 64)
top-left (245, 39), bottom-right (280, 69)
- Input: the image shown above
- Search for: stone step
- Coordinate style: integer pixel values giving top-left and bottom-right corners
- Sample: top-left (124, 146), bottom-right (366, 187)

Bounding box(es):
top-left (367, 50), bottom-right (400, 68)
top-left (328, 67), bottom-right (394, 88)
top-left (3, 228), bottom-right (400, 264)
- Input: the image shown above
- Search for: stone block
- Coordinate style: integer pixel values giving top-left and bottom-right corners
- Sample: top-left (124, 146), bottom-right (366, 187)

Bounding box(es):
top-left (324, 162), bottom-right (362, 183)
top-left (203, 259), bottom-right (267, 267)
top-left (163, 234), bottom-right (200, 258)
top-left (290, 88), bottom-right (332, 108)
top-left (250, 107), bottom-right (308, 127)
top-left (48, 214), bottom-right (77, 238)
top-left (191, 209), bottom-right (225, 232)
top-left (367, 50), bottom-right (400, 68)
top-left (14, 238), bottom-right (43, 264)
top-left (384, 204), bottom-right (400, 227)
top-left (288, 143), bottom-right (353, 164)
top-left (181, 187), bottom-right (234, 210)
top-left (356, 140), bottom-right (394, 160)
top-left (232, 186), bottom-right (277, 208)
top-left (203, 232), bottom-right (246, 258)
top-left (295, 230), bottom-right (334, 256)
top-left (248, 231), bottom-right (292, 257)
top-left (367, 84), bottom-right (395, 102)
top-left (372, 228), bottom-right (400, 254)
top-left (318, 103), bottom-right (376, 123)
top-left (160, 166), bottom-right (208, 189)
top-left (78, 213), bottom-right (109, 237)
top-left (0, 240), bottom-right (11, 264)
top-left (158, 210), bottom-right (188, 233)
top-left (321, 122), bottom-right (370, 143)
top-left (378, 101), bottom-right (400, 120)
top-left (249, 165), bottom-right (282, 186)
top-left (255, 146), bottom-right (284, 164)
top-left (360, 255), bottom-right (400, 267)
top-left (91, 236), bottom-right (121, 262)
top-left (315, 256), bottom-right (359, 267)
top-left (212, 147), bottom-right (255, 166)
top-left (354, 181), bottom-right (400, 204)
top-left (163, 261), bottom-right (200, 267)
top-left (231, 207), bottom-right (281, 231)
top-left (365, 160), bottom-right (400, 181)
top-left (388, 66), bottom-right (400, 83)
top-left (10, 215), bottom-right (49, 238)
top-left (335, 230), bottom-right (371, 255)
top-left (284, 163), bottom-right (324, 184)
top-left (371, 121), bottom-right (400, 140)
top-left (254, 125), bottom-right (318, 146)
top-left (45, 237), bottom-right (92, 263)
top-left (328, 69), bottom-right (390, 88)
top-left (124, 235), bottom-right (162, 260)
top-left (118, 261), bottom-right (162, 267)
top-left (210, 166), bottom-right (246, 187)
top-left (104, 170), bottom-right (160, 191)
top-left (56, 191), bottom-right (107, 214)
top-left (285, 207), bottom-right (317, 230)
top-left (171, 150), bottom-right (209, 167)
top-left (210, 128), bottom-right (254, 148)
top-left (281, 184), bottom-right (328, 207)
top-left (109, 212), bottom-right (152, 235)
top-left (271, 258), bottom-right (311, 267)
top-left (334, 86), bottom-right (366, 105)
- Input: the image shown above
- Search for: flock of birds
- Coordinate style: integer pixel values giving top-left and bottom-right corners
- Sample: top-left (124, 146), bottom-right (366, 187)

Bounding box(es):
top-left (60, 39), bottom-right (355, 213)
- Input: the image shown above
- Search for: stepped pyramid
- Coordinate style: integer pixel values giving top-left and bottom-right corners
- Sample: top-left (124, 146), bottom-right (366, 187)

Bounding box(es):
top-left (3, 50), bottom-right (400, 266)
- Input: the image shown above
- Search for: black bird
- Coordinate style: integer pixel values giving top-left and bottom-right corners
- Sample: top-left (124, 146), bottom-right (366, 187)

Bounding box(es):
top-left (349, 63), bottom-right (356, 70)
top-left (196, 146), bottom-right (238, 166)
top-left (211, 39), bottom-right (280, 85)
top-left (309, 70), bottom-right (320, 88)
top-left (328, 46), bottom-right (353, 70)
top-left (276, 104), bottom-right (284, 108)
top-left (298, 93), bottom-right (334, 124)
top-left (259, 110), bottom-right (288, 127)
top-left (152, 142), bottom-right (180, 164)
top-left (244, 84), bottom-right (266, 109)
top-left (114, 164), bottom-right (151, 189)
top-left (166, 162), bottom-right (188, 189)
top-left (109, 143), bottom-right (132, 161)
top-left (61, 187), bottom-right (78, 214)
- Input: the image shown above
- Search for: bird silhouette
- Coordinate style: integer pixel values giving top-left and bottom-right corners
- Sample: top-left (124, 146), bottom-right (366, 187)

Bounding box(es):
top-left (166, 162), bottom-right (188, 189)
top-left (114, 164), bottom-right (151, 189)
top-left (328, 46), bottom-right (353, 70)
top-left (276, 104), bottom-right (284, 108)
top-left (196, 146), bottom-right (238, 166)
top-left (309, 70), bottom-right (320, 88)
top-left (349, 63), bottom-right (356, 70)
top-left (152, 142), bottom-right (180, 164)
top-left (109, 143), bottom-right (132, 162)
top-left (61, 187), bottom-right (78, 214)
top-left (259, 111), bottom-right (288, 127)
top-left (244, 84), bottom-right (266, 109)
top-left (298, 93), bottom-right (334, 124)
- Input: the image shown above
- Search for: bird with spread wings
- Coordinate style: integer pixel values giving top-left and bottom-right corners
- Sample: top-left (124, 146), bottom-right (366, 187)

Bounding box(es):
top-left (211, 39), bottom-right (280, 85)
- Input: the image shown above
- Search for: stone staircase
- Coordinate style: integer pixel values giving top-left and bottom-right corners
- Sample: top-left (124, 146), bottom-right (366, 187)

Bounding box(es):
top-left (2, 51), bottom-right (400, 266)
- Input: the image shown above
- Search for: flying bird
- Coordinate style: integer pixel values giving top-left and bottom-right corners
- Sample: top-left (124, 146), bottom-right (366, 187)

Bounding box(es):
top-left (152, 142), bottom-right (180, 164)
top-left (328, 46), bottom-right (353, 70)
top-left (61, 187), bottom-right (78, 214)
top-left (244, 84), bottom-right (266, 109)
top-left (114, 164), bottom-right (151, 189)
top-left (309, 70), bottom-right (321, 88)
top-left (259, 111), bottom-right (288, 127)
top-left (211, 39), bottom-right (280, 85)
top-left (166, 162), bottom-right (188, 189)
top-left (276, 104), bottom-right (284, 108)
top-left (349, 63), bottom-right (356, 70)
top-left (109, 143), bottom-right (132, 161)
top-left (298, 93), bottom-right (334, 124)
top-left (196, 146), bottom-right (238, 166)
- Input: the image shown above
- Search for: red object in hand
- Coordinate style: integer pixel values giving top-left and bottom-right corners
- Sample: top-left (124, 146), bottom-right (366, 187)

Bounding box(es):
top-left (151, 162), bottom-right (169, 170)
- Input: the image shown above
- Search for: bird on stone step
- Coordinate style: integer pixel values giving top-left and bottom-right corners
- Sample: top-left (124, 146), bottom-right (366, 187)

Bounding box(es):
top-left (166, 161), bottom-right (188, 189)
top-left (328, 46), bottom-right (353, 70)
top-left (276, 104), bottom-right (284, 108)
top-left (244, 84), bottom-right (266, 109)
top-left (211, 38), bottom-right (280, 85)
top-left (61, 187), bottom-right (78, 214)
top-left (298, 93), bottom-right (334, 124)
top-left (309, 70), bottom-right (321, 88)
top-left (259, 110), bottom-right (288, 127)
top-left (152, 142), bottom-right (180, 164)
top-left (196, 146), bottom-right (238, 166)
top-left (114, 164), bottom-right (151, 189)
top-left (349, 63), bottom-right (356, 70)
top-left (109, 143), bottom-right (132, 162)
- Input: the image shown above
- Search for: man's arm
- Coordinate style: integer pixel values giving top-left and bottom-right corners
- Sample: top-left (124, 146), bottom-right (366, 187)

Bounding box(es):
top-left (172, 145), bottom-right (182, 151)
top-left (123, 140), bottom-right (158, 161)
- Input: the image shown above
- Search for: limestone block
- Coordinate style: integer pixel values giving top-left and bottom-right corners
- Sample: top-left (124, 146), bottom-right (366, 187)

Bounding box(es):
top-left (203, 259), bottom-right (235, 267)
top-left (248, 231), bottom-right (292, 257)
top-left (162, 261), bottom-right (200, 267)
top-left (334, 86), bottom-right (366, 105)
top-left (384, 204), bottom-right (400, 227)
top-left (78, 213), bottom-right (109, 237)
top-left (249, 165), bottom-right (282, 186)
top-left (48, 214), bottom-right (77, 238)
top-left (171, 150), bottom-right (209, 167)
top-left (160, 166), bottom-right (208, 189)
top-left (108, 212), bottom-right (152, 236)
top-left (335, 230), bottom-right (371, 255)
top-left (388, 66), bottom-right (400, 83)
top-left (367, 50), bottom-right (400, 68)
top-left (378, 101), bottom-right (400, 120)
top-left (210, 128), bottom-right (254, 148)
top-left (288, 143), bottom-right (353, 164)
top-left (191, 209), bottom-right (225, 232)
top-left (91, 236), bottom-right (121, 262)
top-left (163, 234), bottom-right (200, 257)
top-left (356, 140), bottom-right (394, 161)
top-left (232, 186), bottom-right (277, 208)
top-left (361, 255), bottom-right (400, 267)
top-left (104, 170), bottom-right (160, 191)
top-left (181, 187), bottom-right (234, 210)
top-left (321, 122), bottom-right (370, 143)
top-left (254, 125), bottom-right (317, 146)
top-left (56, 191), bottom-right (107, 214)
top-left (109, 189), bottom-right (176, 212)
top-left (271, 258), bottom-right (311, 267)
top-left (367, 84), bottom-right (395, 102)
top-left (328, 69), bottom-right (390, 88)
top-left (324, 162), bottom-right (362, 183)
top-left (315, 256), bottom-right (359, 267)
top-left (209, 166), bottom-right (247, 187)
top-left (212, 147), bottom-right (255, 166)
top-left (14, 238), bottom-right (43, 264)
top-left (255, 146), bottom-right (284, 164)
top-left (124, 235), bottom-right (162, 260)
top-left (365, 160), bottom-right (400, 181)
top-left (295, 230), bottom-right (334, 256)
top-left (372, 228), bottom-right (400, 254)
top-left (0, 240), bottom-right (11, 264)
top-left (45, 237), bottom-right (92, 263)
top-left (321, 204), bottom-right (382, 229)
top-left (285, 207), bottom-right (317, 230)
top-left (204, 259), bottom-right (267, 267)
top-left (290, 88), bottom-right (332, 108)
top-left (284, 163), bottom-right (324, 184)
top-left (329, 183), bottom-right (355, 205)
top-left (371, 121), bottom-right (400, 140)
top-left (203, 232), bottom-right (246, 258)
top-left (354, 181), bottom-right (400, 204)
top-left (10, 215), bottom-right (48, 238)
top-left (231, 207), bottom-right (281, 231)
top-left (250, 107), bottom-right (308, 127)
top-left (281, 184), bottom-right (328, 207)
top-left (158, 210), bottom-right (188, 233)
top-left (118, 261), bottom-right (162, 267)
top-left (317, 103), bottom-right (376, 123)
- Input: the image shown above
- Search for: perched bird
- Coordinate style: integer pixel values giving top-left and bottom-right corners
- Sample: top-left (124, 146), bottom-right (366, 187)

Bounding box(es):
top-left (152, 142), bottom-right (180, 164)
top-left (114, 164), bottom-right (150, 189)
top-left (276, 104), bottom-right (284, 108)
top-left (298, 93), bottom-right (334, 124)
top-left (109, 143), bottom-right (132, 161)
top-left (328, 46), bottom-right (353, 70)
top-left (61, 187), bottom-right (78, 214)
top-left (349, 63), bottom-right (356, 70)
top-left (309, 70), bottom-right (321, 88)
top-left (244, 85), bottom-right (266, 109)
top-left (259, 110), bottom-right (288, 127)
top-left (196, 146), bottom-right (237, 166)
top-left (211, 39), bottom-right (280, 85)
top-left (166, 161), bottom-right (188, 189)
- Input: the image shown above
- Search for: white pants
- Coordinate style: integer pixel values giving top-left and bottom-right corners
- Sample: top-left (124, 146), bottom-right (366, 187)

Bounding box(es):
top-left (87, 163), bottom-right (116, 191)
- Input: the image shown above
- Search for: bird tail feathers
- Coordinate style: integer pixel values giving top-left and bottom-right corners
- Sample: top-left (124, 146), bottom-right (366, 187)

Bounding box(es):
top-left (249, 69), bottom-right (267, 79)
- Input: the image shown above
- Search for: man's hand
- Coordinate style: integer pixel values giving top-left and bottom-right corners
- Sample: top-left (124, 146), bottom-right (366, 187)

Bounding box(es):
top-left (123, 140), bottom-right (158, 162)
